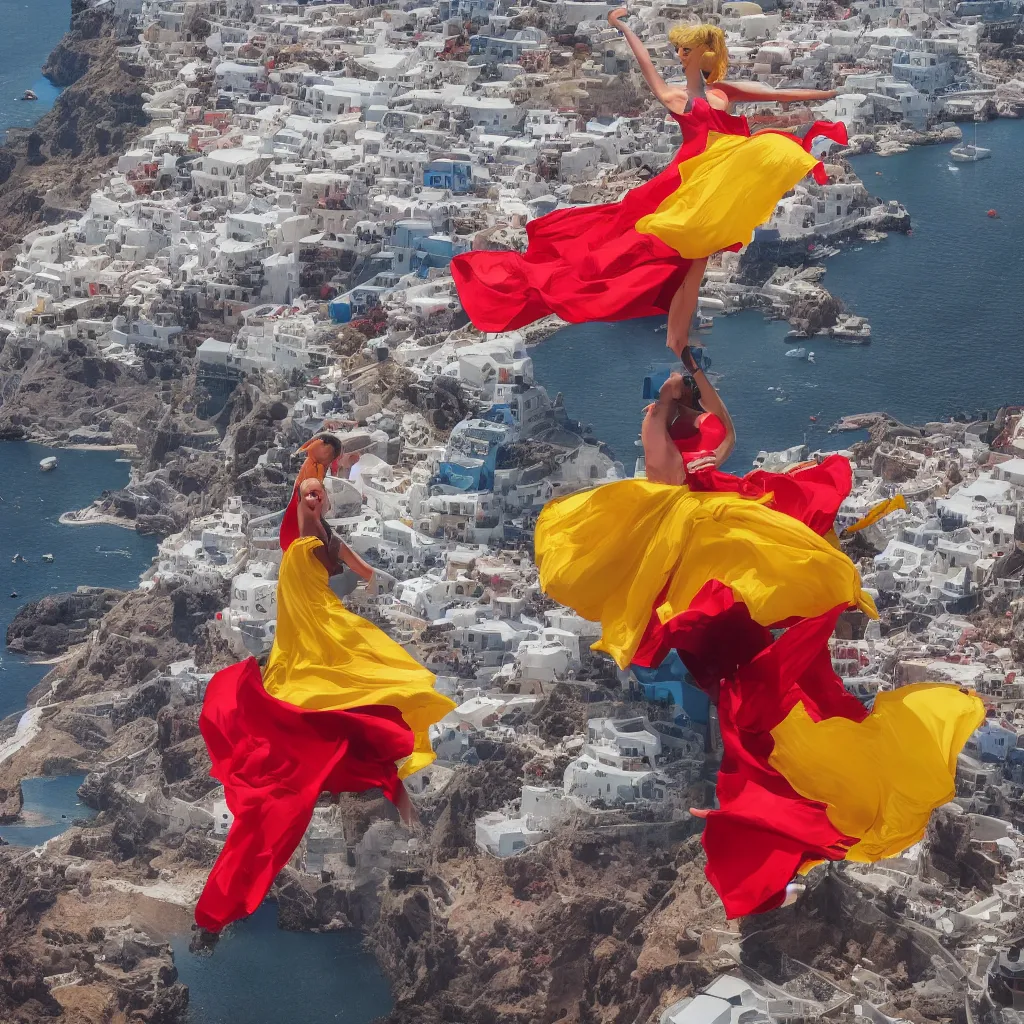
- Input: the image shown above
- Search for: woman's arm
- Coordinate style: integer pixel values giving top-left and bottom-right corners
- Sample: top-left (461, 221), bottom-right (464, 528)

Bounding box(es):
top-left (337, 541), bottom-right (374, 582)
top-left (682, 349), bottom-right (736, 470)
top-left (716, 80), bottom-right (837, 105)
top-left (608, 8), bottom-right (686, 110)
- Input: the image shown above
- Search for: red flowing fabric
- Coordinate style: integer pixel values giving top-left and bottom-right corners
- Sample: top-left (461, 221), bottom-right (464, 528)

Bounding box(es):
top-left (670, 413), bottom-right (852, 534)
top-left (194, 658), bottom-right (414, 932)
top-left (451, 136), bottom-right (695, 332)
top-left (703, 608), bottom-right (867, 917)
top-left (279, 486), bottom-right (300, 553)
top-left (633, 580), bottom-right (773, 684)
top-left (451, 102), bottom-right (847, 333)
top-left (632, 414), bottom-right (852, 670)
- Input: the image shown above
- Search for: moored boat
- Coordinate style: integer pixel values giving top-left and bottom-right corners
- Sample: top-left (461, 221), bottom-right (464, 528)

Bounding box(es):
top-left (829, 315), bottom-right (872, 344)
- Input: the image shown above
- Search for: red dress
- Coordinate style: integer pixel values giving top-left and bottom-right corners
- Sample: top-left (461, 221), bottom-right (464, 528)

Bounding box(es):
top-left (451, 100), bottom-right (847, 333)
top-left (633, 413), bottom-right (852, 673)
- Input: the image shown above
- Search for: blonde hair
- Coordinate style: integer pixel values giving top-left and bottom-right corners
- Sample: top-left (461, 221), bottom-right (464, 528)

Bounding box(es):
top-left (667, 23), bottom-right (728, 84)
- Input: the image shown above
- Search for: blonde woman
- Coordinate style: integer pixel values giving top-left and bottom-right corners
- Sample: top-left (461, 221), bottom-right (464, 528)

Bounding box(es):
top-left (451, 15), bottom-right (841, 354)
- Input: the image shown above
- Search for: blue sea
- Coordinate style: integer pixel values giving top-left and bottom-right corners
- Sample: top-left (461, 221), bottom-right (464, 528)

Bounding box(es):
top-left (532, 119), bottom-right (1024, 471)
top-left (171, 904), bottom-right (394, 1024)
top-left (0, 442), bottom-right (157, 721)
top-left (0, 0), bottom-right (67, 141)
top-left (0, 773), bottom-right (96, 845)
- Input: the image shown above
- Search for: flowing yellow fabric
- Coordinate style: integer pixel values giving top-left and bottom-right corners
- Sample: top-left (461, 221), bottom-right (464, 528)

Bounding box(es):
top-left (636, 132), bottom-right (819, 258)
top-left (264, 537), bottom-right (455, 778)
top-left (842, 494), bottom-right (908, 537)
top-left (534, 480), bottom-right (877, 670)
top-left (770, 683), bottom-right (985, 862)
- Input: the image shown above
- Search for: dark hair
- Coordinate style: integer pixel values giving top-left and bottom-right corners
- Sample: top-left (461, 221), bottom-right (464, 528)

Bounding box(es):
top-left (682, 375), bottom-right (701, 407)
top-left (313, 431), bottom-right (343, 456)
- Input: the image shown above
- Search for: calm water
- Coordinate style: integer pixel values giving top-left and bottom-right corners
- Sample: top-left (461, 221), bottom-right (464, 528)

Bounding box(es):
top-left (0, 0), bottom-right (67, 141)
top-left (171, 904), bottom-right (393, 1024)
top-left (0, 773), bottom-right (95, 845)
top-left (532, 119), bottom-right (1024, 471)
top-left (0, 442), bottom-right (157, 721)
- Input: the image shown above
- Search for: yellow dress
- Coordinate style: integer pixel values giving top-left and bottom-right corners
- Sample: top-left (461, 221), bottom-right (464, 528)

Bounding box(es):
top-left (263, 536), bottom-right (456, 778)
top-left (534, 480), bottom-right (877, 670)
top-left (636, 129), bottom-right (819, 259)
top-left (771, 683), bottom-right (985, 861)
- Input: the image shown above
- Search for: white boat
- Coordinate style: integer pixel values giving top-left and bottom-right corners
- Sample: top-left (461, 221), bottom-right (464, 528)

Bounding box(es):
top-left (785, 347), bottom-right (807, 359)
top-left (950, 143), bottom-right (990, 162)
top-left (696, 313), bottom-right (713, 330)
top-left (41, 553), bottom-right (54, 563)
top-left (39, 456), bottom-right (57, 471)
top-left (951, 122), bottom-right (991, 162)
top-left (808, 244), bottom-right (840, 261)
top-left (830, 315), bottom-right (871, 343)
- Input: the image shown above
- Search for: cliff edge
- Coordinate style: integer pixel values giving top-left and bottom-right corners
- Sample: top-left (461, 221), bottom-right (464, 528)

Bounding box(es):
top-left (0, 1), bottom-right (148, 248)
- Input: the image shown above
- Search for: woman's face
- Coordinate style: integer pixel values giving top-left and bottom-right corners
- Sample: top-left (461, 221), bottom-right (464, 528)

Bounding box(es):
top-left (300, 481), bottom-right (325, 514)
top-left (676, 44), bottom-right (703, 74)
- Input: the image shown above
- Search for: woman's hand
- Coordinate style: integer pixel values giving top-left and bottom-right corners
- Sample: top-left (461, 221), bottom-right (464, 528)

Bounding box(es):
top-left (608, 6), bottom-right (628, 30)
top-left (685, 453), bottom-right (718, 473)
top-left (366, 569), bottom-right (397, 595)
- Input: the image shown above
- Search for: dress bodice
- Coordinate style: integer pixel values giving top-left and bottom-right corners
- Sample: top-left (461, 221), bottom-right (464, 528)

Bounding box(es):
top-left (669, 411), bottom-right (727, 457)
top-left (668, 96), bottom-right (750, 144)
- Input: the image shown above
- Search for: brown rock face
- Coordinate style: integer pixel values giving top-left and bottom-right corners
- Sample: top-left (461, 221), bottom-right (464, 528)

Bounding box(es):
top-left (0, 7), bottom-right (149, 248)
top-left (0, 784), bottom-right (24, 825)
top-left (6, 590), bottom-right (124, 658)
top-left (0, 949), bottom-right (65, 1020)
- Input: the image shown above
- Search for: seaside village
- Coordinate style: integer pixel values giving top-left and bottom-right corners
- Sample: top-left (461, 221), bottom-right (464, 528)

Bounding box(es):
top-left (6, 0), bottom-right (1024, 1020)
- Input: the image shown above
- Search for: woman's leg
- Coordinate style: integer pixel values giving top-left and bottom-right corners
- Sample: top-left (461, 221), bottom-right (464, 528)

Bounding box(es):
top-left (666, 258), bottom-right (708, 357)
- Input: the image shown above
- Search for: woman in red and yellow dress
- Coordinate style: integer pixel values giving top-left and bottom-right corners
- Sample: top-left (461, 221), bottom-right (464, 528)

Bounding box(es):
top-left (196, 477), bottom-right (455, 933)
top-left (535, 351), bottom-right (874, 679)
top-left (534, 350), bottom-right (980, 918)
top-left (451, 15), bottom-right (844, 354)
top-left (631, 349), bottom-right (868, 672)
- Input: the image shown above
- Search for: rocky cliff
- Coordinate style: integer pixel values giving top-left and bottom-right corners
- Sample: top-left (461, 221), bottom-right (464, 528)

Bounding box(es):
top-left (0, 1), bottom-right (148, 247)
top-left (6, 588), bottom-right (124, 658)
top-left (0, 853), bottom-right (189, 1024)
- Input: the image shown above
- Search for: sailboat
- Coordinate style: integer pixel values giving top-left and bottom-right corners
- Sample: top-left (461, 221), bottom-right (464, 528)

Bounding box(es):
top-left (950, 120), bottom-right (991, 162)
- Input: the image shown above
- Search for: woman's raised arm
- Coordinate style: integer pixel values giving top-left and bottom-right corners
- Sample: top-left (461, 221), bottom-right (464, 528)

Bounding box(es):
top-left (608, 8), bottom-right (686, 110)
top-left (716, 80), bottom-right (837, 106)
